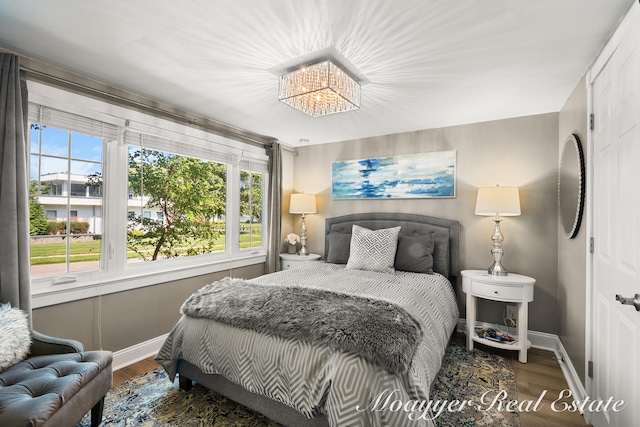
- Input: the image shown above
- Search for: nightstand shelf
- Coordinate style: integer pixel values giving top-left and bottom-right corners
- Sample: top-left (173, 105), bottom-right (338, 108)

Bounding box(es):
top-left (279, 253), bottom-right (322, 270)
top-left (462, 269), bottom-right (535, 363)
top-left (471, 330), bottom-right (531, 351)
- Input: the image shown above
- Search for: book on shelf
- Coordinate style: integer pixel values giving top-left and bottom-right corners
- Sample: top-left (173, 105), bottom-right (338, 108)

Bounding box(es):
top-left (475, 327), bottom-right (518, 344)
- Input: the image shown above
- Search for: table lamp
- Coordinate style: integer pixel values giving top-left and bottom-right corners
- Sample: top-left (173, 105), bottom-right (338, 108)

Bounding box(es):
top-left (289, 193), bottom-right (317, 255)
top-left (475, 185), bottom-right (521, 275)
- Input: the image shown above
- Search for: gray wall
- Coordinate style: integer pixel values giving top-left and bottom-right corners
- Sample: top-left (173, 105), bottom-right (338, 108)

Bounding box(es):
top-left (32, 112), bottom-right (568, 353)
top-left (32, 107), bottom-right (583, 360)
top-left (32, 263), bottom-right (265, 351)
top-left (281, 148), bottom-right (296, 254)
top-left (290, 113), bottom-right (560, 334)
top-left (557, 76), bottom-right (588, 385)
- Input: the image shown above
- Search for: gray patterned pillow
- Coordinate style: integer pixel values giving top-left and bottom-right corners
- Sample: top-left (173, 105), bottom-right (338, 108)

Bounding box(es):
top-left (345, 225), bottom-right (401, 274)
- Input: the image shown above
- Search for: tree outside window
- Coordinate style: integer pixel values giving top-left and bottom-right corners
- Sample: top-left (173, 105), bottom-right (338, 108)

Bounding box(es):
top-left (126, 147), bottom-right (227, 262)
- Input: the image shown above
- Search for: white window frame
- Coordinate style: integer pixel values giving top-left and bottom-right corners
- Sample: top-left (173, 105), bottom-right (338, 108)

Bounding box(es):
top-left (239, 160), bottom-right (268, 252)
top-left (28, 82), bottom-right (268, 308)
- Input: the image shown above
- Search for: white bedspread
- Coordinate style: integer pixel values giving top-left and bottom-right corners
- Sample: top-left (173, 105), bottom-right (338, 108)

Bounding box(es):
top-left (156, 263), bottom-right (458, 427)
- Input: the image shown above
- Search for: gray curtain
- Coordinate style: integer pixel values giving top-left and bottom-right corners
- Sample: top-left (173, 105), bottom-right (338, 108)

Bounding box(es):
top-left (265, 141), bottom-right (282, 273)
top-left (0, 54), bottom-right (31, 315)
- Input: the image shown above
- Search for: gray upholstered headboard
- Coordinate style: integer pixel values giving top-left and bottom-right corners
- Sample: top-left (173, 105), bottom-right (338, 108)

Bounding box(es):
top-left (324, 213), bottom-right (460, 279)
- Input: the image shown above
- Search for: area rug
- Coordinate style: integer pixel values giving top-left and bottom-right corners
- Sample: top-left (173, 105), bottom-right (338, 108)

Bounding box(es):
top-left (431, 343), bottom-right (520, 427)
top-left (78, 342), bottom-right (519, 427)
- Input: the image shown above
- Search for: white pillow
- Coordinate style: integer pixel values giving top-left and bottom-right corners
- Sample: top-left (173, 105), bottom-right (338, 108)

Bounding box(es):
top-left (345, 225), bottom-right (401, 274)
top-left (0, 303), bottom-right (31, 373)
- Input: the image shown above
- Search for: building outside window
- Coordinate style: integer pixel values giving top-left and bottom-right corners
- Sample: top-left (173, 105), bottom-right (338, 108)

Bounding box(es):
top-left (29, 121), bottom-right (105, 277)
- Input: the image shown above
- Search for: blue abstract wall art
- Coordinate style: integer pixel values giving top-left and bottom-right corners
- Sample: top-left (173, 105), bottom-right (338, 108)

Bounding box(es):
top-left (332, 150), bottom-right (456, 199)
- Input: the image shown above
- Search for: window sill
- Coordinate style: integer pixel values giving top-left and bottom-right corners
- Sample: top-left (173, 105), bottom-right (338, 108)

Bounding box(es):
top-left (31, 253), bottom-right (266, 308)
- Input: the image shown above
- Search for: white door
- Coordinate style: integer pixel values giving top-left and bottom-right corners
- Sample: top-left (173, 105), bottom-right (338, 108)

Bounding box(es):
top-left (590, 5), bottom-right (640, 427)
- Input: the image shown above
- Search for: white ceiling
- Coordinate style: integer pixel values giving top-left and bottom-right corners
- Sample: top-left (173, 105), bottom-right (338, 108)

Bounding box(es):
top-left (0, 0), bottom-right (633, 147)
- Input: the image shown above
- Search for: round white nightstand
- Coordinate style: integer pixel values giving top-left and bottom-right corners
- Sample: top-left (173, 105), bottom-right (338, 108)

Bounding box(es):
top-left (279, 253), bottom-right (322, 270)
top-left (461, 269), bottom-right (535, 363)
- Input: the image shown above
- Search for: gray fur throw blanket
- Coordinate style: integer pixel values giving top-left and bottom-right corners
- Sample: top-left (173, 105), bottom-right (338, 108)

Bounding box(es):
top-left (180, 277), bottom-right (424, 374)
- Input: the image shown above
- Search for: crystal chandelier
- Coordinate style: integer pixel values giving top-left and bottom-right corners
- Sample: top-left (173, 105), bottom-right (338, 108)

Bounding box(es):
top-left (278, 60), bottom-right (361, 117)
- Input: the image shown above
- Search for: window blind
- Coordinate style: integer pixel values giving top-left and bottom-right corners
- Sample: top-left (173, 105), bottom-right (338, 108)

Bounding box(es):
top-left (28, 104), bottom-right (119, 140)
top-left (124, 130), bottom-right (269, 170)
top-left (240, 159), bottom-right (268, 174)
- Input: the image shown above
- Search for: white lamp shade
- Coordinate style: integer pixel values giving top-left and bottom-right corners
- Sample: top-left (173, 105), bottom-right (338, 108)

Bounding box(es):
top-left (289, 193), bottom-right (317, 214)
top-left (475, 186), bottom-right (521, 216)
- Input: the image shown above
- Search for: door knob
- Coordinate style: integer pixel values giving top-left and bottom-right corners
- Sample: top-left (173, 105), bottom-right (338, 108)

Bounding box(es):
top-left (615, 294), bottom-right (640, 312)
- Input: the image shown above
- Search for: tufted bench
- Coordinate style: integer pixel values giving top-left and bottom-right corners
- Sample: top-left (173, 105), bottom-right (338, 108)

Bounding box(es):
top-left (0, 332), bottom-right (112, 427)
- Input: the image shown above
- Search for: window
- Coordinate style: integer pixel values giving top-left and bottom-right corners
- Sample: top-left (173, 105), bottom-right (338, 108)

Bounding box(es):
top-left (70, 183), bottom-right (87, 196)
top-left (28, 90), bottom-right (268, 304)
top-left (125, 136), bottom-right (229, 263)
top-left (29, 113), bottom-right (110, 278)
top-left (240, 167), bottom-right (264, 249)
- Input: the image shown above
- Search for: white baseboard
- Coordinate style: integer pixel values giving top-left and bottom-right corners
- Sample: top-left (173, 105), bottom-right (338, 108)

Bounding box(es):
top-left (111, 333), bottom-right (168, 371)
top-left (456, 319), bottom-right (586, 403)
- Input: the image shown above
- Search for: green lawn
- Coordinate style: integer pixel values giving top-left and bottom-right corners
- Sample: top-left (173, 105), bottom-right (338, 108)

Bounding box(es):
top-left (30, 229), bottom-right (262, 265)
top-left (30, 241), bottom-right (102, 257)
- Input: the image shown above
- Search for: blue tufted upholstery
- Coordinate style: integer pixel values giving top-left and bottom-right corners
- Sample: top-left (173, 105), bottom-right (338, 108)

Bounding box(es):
top-left (0, 336), bottom-right (112, 427)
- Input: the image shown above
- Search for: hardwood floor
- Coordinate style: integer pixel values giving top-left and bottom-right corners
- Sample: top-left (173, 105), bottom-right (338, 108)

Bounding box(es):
top-left (114, 337), bottom-right (589, 427)
top-left (512, 347), bottom-right (589, 427)
top-left (112, 357), bottom-right (160, 387)
top-left (454, 332), bottom-right (589, 427)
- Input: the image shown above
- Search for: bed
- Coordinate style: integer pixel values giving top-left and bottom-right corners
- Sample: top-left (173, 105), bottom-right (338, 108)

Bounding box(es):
top-left (156, 213), bottom-right (460, 427)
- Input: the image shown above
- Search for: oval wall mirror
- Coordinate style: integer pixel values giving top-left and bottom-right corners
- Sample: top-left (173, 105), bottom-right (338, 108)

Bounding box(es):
top-left (559, 134), bottom-right (585, 239)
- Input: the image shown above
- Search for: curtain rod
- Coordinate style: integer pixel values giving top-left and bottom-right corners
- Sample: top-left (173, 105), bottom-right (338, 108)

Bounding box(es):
top-left (20, 65), bottom-right (276, 150)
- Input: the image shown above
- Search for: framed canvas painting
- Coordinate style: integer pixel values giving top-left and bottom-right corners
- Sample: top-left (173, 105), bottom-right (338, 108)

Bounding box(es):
top-left (332, 150), bottom-right (456, 199)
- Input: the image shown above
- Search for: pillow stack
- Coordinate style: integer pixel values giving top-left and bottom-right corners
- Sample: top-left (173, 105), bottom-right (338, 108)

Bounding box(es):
top-left (331, 224), bottom-right (435, 275)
